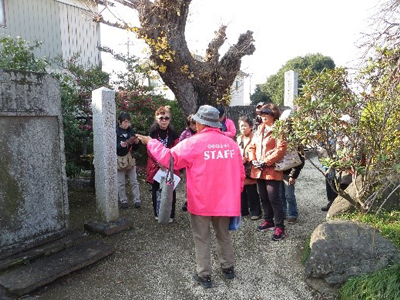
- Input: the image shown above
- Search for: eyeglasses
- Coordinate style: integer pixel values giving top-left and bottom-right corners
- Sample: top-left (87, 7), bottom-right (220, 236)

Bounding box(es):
top-left (158, 116), bottom-right (170, 121)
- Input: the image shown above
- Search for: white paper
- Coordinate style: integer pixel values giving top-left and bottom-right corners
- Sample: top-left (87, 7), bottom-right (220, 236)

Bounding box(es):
top-left (153, 169), bottom-right (181, 190)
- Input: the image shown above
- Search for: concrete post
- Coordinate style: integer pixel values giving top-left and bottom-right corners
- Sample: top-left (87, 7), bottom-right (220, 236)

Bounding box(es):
top-left (284, 70), bottom-right (298, 109)
top-left (91, 87), bottom-right (119, 223)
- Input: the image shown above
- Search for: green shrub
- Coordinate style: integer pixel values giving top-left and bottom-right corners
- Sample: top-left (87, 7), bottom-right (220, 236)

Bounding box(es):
top-left (0, 36), bottom-right (48, 72)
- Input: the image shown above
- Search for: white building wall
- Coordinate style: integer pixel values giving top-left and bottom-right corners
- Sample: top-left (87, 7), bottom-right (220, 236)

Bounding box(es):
top-left (0, 0), bottom-right (62, 60)
top-left (0, 0), bottom-right (100, 67)
top-left (230, 73), bottom-right (251, 106)
top-left (58, 1), bottom-right (101, 66)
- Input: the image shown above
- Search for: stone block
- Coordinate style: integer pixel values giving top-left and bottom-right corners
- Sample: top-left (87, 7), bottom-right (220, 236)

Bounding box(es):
top-left (0, 240), bottom-right (114, 297)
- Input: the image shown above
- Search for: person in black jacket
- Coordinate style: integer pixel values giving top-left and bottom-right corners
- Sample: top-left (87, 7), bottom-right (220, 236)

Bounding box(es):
top-left (116, 111), bottom-right (141, 209)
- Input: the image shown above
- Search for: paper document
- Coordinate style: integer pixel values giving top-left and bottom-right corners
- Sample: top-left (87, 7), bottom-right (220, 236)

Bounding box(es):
top-left (153, 169), bottom-right (181, 190)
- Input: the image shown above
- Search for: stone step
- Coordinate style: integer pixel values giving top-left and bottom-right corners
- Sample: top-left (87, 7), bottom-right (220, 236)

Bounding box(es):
top-left (0, 240), bottom-right (114, 297)
top-left (0, 230), bottom-right (88, 273)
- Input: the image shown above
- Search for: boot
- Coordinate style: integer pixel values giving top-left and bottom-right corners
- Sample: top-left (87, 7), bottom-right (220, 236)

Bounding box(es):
top-left (321, 201), bottom-right (332, 212)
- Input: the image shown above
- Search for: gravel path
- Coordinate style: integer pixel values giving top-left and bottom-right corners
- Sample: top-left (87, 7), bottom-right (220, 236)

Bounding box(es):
top-left (34, 154), bottom-right (335, 300)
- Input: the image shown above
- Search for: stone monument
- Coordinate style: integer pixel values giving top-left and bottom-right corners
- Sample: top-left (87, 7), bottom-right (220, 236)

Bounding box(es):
top-left (0, 70), bottom-right (69, 255)
top-left (284, 70), bottom-right (298, 109)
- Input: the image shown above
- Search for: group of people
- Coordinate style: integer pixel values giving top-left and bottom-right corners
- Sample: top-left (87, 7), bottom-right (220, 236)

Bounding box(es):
top-left (116, 102), bottom-right (306, 288)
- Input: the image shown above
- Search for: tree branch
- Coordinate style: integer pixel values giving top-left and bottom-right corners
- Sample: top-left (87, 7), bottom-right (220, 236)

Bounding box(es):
top-left (205, 26), bottom-right (227, 63)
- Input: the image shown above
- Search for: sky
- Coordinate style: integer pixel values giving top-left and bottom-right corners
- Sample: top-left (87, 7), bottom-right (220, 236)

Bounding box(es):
top-left (101, 0), bottom-right (382, 91)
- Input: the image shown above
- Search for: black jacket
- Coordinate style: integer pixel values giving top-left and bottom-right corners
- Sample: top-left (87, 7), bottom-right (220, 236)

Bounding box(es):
top-left (116, 124), bottom-right (140, 157)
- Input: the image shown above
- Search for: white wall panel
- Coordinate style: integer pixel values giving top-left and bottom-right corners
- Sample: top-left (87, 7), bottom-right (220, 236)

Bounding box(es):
top-left (0, 0), bottom-right (100, 67)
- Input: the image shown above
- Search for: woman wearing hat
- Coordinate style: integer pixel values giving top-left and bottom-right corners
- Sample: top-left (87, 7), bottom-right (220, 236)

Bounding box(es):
top-left (138, 105), bottom-right (244, 288)
top-left (248, 103), bottom-right (287, 241)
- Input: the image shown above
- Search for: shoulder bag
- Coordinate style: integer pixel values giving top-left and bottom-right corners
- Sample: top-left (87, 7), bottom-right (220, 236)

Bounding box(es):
top-left (158, 154), bottom-right (175, 224)
top-left (117, 152), bottom-right (136, 171)
top-left (274, 148), bottom-right (302, 171)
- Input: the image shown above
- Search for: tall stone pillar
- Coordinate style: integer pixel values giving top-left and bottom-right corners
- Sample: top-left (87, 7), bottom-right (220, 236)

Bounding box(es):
top-left (284, 70), bottom-right (298, 109)
top-left (91, 87), bottom-right (119, 223)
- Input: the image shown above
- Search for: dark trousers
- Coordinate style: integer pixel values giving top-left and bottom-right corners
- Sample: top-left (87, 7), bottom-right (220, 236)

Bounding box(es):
top-left (151, 181), bottom-right (176, 218)
top-left (326, 178), bottom-right (337, 202)
top-left (257, 179), bottom-right (284, 228)
top-left (241, 184), bottom-right (262, 217)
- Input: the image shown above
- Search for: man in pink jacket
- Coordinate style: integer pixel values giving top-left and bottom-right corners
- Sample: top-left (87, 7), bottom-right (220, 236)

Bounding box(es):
top-left (138, 105), bottom-right (245, 289)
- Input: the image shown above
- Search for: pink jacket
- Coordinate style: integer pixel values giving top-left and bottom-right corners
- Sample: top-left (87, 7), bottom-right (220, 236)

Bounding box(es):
top-left (147, 127), bottom-right (245, 216)
top-left (222, 118), bottom-right (237, 139)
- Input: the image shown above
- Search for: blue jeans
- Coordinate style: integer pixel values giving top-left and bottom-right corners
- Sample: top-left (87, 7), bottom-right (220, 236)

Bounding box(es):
top-left (279, 174), bottom-right (298, 219)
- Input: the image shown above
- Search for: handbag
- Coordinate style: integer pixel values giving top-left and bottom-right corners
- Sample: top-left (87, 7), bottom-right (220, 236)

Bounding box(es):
top-left (117, 152), bottom-right (135, 171)
top-left (274, 149), bottom-right (302, 171)
top-left (158, 155), bottom-right (175, 224)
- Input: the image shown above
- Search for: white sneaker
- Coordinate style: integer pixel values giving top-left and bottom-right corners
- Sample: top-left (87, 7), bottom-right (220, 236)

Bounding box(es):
top-left (169, 218), bottom-right (174, 223)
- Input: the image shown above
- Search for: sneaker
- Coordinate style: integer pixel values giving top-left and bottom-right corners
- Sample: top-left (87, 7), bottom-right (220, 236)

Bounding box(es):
top-left (250, 215), bottom-right (261, 221)
top-left (155, 216), bottom-right (158, 221)
top-left (257, 220), bottom-right (275, 232)
top-left (271, 227), bottom-right (285, 241)
top-left (193, 273), bottom-right (212, 288)
top-left (221, 266), bottom-right (235, 279)
top-left (182, 201), bottom-right (187, 212)
top-left (287, 218), bottom-right (297, 224)
top-left (120, 202), bottom-right (128, 209)
top-left (169, 218), bottom-right (174, 223)
top-left (134, 202), bottom-right (141, 208)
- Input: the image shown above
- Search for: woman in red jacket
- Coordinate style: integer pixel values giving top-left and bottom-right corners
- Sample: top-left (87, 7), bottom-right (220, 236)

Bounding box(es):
top-left (146, 106), bottom-right (179, 223)
top-left (249, 103), bottom-right (287, 241)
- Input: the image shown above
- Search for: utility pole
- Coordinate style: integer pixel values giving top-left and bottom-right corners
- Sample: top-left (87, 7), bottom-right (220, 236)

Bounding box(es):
top-left (119, 33), bottom-right (135, 56)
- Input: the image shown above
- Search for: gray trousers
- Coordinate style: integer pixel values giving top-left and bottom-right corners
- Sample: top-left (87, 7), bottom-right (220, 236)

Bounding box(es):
top-left (117, 167), bottom-right (140, 204)
top-left (190, 214), bottom-right (234, 277)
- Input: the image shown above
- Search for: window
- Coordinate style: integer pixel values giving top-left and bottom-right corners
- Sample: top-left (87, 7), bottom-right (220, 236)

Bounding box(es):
top-left (0, 0), bottom-right (5, 27)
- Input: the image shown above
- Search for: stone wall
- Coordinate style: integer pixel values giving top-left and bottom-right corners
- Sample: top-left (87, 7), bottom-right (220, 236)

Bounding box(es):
top-left (226, 105), bottom-right (256, 132)
top-left (0, 70), bottom-right (68, 257)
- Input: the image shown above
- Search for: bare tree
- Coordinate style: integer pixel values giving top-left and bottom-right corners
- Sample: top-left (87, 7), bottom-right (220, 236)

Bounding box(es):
top-left (89, 0), bottom-right (255, 115)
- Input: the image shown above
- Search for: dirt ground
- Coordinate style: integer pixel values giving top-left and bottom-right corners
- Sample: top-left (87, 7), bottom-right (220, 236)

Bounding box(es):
top-left (31, 154), bottom-right (336, 300)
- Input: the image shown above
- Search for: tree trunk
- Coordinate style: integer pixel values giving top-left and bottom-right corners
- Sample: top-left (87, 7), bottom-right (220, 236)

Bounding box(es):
top-left (95, 0), bottom-right (255, 115)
